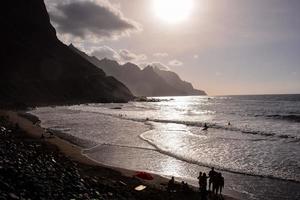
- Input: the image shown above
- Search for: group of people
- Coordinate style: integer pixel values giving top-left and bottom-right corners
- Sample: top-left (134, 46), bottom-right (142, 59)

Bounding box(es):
top-left (167, 167), bottom-right (225, 198)
top-left (198, 167), bottom-right (224, 195)
top-left (167, 177), bottom-right (190, 193)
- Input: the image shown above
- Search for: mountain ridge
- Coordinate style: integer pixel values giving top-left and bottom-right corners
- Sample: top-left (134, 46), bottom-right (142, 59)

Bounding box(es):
top-left (69, 44), bottom-right (207, 97)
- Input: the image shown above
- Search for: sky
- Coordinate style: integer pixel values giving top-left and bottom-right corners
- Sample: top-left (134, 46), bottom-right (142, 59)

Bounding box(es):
top-left (45, 0), bottom-right (300, 95)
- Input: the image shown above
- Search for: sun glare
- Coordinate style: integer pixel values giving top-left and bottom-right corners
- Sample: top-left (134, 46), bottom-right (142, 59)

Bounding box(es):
top-left (153, 0), bottom-right (194, 24)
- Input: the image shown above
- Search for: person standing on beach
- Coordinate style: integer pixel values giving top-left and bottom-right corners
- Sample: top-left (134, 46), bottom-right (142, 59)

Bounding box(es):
top-left (167, 176), bottom-right (175, 192)
top-left (201, 173), bottom-right (208, 191)
top-left (219, 173), bottom-right (224, 195)
top-left (197, 171), bottom-right (202, 190)
top-left (200, 173), bottom-right (208, 200)
top-left (208, 167), bottom-right (216, 191)
top-left (215, 173), bottom-right (221, 194)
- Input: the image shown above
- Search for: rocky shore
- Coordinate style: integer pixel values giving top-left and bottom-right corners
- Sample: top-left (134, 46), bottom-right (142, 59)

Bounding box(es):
top-left (1, 113), bottom-right (232, 200)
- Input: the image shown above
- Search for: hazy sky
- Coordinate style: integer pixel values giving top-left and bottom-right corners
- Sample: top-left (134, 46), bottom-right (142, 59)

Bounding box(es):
top-left (45, 0), bottom-right (300, 95)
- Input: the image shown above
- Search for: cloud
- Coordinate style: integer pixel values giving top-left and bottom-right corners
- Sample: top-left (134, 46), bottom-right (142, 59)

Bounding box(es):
top-left (89, 45), bottom-right (172, 71)
top-left (168, 59), bottom-right (183, 66)
top-left (150, 62), bottom-right (170, 71)
top-left (49, 0), bottom-right (141, 42)
top-left (194, 54), bottom-right (199, 59)
top-left (90, 46), bottom-right (121, 60)
top-left (153, 52), bottom-right (169, 57)
top-left (119, 49), bottom-right (147, 63)
top-left (90, 46), bottom-right (147, 64)
top-left (139, 62), bottom-right (170, 71)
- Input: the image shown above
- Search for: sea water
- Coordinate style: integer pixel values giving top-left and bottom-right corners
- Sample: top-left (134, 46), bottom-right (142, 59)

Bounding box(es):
top-left (30, 95), bottom-right (300, 200)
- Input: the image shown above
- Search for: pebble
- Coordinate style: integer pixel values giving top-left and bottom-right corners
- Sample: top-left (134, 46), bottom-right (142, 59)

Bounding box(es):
top-left (9, 193), bottom-right (19, 199)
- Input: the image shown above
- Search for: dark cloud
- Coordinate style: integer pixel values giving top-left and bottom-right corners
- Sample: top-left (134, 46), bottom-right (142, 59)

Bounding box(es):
top-left (50, 0), bottom-right (141, 40)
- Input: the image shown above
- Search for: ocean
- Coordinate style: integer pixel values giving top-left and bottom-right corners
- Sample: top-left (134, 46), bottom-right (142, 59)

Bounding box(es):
top-left (30, 94), bottom-right (300, 200)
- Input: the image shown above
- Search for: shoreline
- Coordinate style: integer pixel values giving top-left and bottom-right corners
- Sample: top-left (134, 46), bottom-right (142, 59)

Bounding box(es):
top-left (0, 109), bottom-right (237, 200)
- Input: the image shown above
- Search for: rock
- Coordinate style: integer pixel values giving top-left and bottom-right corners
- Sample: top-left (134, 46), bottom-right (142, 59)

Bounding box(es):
top-left (9, 193), bottom-right (19, 199)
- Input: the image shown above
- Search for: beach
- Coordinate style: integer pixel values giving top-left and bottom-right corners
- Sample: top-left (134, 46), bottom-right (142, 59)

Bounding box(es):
top-left (1, 95), bottom-right (299, 200)
top-left (26, 95), bottom-right (300, 200)
top-left (0, 110), bottom-right (235, 200)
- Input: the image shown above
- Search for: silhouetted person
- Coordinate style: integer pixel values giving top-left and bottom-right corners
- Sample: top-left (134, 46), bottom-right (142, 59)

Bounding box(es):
top-left (184, 182), bottom-right (189, 193)
top-left (200, 173), bottom-right (208, 200)
top-left (181, 181), bottom-right (190, 193)
top-left (181, 181), bottom-right (185, 191)
top-left (167, 176), bottom-right (175, 192)
top-left (219, 173), bottom-right (224, 195)
top-left (197, 171), bottom-right (202, 190)
top-left (214, 173), bottom-right (221, 194)
top-left (201, 173), bottom-right (208, 191)
top-left (203, 123), bottom-right (208, 131)
top-left (208, 167), bottom-right (216, 191)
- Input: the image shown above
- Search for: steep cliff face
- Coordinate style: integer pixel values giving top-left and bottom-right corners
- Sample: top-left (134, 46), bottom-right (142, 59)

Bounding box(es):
top-left (0, 0), bottom-right (133, 107)
top-left (152, 68), bottom-right (207, 96)
top-left (69, 45), bottom-right (207, 97)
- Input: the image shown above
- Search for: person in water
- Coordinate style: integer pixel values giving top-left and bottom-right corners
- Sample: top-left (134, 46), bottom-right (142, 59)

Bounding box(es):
top-left (203, 123), bottom-right (208, 130)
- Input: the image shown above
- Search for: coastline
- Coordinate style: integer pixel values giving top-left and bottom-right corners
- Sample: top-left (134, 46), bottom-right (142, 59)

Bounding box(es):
top-left (0, 109), bottom-right (236, 200)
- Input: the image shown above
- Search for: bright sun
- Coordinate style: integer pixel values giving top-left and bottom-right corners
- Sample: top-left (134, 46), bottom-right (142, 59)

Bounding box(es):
top-left (153, 0), bottom-right (194, 24)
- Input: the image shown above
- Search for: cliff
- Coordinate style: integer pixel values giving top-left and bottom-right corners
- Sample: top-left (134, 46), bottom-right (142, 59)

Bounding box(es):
top-left (0, 0), bottom-right (133, 107)
top-left (69, 45), bottom-right (207, 97)
top-left (152, 68), bottom-right (207, 96)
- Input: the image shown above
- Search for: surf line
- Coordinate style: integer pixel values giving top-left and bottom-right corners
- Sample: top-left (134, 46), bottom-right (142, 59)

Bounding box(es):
top-left (82, 143), bottom-right (157, 154)
top-left (139, 131), bottom-right (300, 184)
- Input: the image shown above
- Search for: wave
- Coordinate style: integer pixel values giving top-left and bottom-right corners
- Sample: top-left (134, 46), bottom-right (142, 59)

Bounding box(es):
top-left (83, 143), bottom-right (156, 154)
top-left (144, 118), bottom-right (298, 140)
top-left (47, 121), bottom-right (300, 183)
top-left (266, 114), bottom-right (300, 123)
top-left (47, 128), bottom-right (97, 148)
top-left (69, 107), bottom-right (299, 141)
top-left (139, 132), bottom-right (300, 183)
top-left (253, 113), bottom-right (300, 123)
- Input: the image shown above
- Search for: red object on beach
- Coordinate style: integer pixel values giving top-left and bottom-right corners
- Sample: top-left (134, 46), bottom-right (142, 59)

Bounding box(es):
top-left (136, 172), bottom-right (154, 180)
